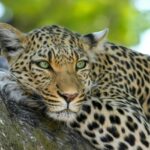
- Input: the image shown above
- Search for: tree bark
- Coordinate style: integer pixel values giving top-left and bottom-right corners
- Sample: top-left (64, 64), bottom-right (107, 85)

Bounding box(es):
top-left (0, 71), bottom-right (94, 150)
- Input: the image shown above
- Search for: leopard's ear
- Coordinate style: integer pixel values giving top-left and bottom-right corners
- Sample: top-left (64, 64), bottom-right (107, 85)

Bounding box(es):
top-left (81, 28), bottom-right (108, 50)
top-left (0, 23), bottom-right (27, 64)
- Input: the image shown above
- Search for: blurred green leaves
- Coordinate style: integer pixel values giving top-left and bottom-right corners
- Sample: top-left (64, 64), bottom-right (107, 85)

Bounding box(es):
top-left (1, 0), bottom-right (150, 46)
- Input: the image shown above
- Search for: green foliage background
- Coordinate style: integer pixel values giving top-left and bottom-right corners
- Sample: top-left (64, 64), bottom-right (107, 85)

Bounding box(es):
top-left (1, 0), bottom-right (150, 46)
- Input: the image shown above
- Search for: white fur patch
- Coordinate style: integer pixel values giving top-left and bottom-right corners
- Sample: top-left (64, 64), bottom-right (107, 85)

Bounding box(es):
top-left (47, 111), bottom-right (76, 122)
top-left (0, 70), bottom-right (27, 102)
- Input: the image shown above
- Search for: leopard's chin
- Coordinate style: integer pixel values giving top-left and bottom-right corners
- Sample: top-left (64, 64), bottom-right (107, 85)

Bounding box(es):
top-left (46, 109), bottom-right (77, 122)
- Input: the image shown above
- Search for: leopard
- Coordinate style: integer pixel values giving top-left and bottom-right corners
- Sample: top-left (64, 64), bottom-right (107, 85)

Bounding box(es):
top-left (0, 23), bottom-right (150, 150)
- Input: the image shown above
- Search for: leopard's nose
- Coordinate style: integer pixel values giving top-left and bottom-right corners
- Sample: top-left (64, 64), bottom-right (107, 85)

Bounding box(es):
top-left (57, 91), bottom-right (78, 102)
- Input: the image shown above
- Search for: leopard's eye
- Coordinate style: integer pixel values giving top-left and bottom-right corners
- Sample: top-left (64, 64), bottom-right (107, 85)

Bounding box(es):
top-left (37, 61), bottom-right (50, 69)
top-left (76, 60), bottom-right (87, 70)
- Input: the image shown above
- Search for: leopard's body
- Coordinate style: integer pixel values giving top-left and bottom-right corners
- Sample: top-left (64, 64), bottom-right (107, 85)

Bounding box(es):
top-left (0, 23), bottom-right (150, 150)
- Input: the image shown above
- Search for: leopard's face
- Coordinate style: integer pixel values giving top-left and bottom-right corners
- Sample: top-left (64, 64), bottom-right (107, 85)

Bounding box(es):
top-left (0, 24), bottom-right (107, 121)
top-left (9, 26), bottom-right (93, 121)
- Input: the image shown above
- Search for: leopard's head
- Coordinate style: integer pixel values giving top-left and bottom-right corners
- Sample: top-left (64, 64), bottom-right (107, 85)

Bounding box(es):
top-left (0, 23), bottom-right (108, 121)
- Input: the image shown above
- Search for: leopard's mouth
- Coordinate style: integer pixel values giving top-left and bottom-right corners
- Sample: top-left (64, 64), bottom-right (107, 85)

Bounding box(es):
top-left (52, 108), bottom-right (77, 116)
top-left (55, 109), bottom-right (74, 113)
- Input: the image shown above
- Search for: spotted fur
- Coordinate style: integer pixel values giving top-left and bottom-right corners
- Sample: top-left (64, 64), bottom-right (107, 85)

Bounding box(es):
top-left (0, 23), bottom-right (150, 149)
